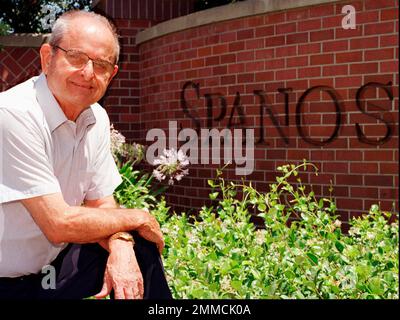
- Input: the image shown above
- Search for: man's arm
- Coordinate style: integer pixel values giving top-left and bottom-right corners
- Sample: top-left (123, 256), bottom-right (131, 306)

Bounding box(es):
top-left (84, 195), bottom-right (127, 252)
top-left (21, 193), bottom-right (164, 253)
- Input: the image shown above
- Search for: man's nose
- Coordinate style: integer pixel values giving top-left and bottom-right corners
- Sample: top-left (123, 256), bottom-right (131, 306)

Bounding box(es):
top-left (81, 59), bottom-right (95, 80)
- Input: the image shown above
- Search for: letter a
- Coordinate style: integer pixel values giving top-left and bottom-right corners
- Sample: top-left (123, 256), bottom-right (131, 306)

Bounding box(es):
top-left (41, 265), bottom-right (56, 290)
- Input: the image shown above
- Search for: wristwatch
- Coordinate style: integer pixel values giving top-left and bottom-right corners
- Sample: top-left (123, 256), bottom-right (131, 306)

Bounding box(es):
top-left (109, 232), bottom-right (135, 244)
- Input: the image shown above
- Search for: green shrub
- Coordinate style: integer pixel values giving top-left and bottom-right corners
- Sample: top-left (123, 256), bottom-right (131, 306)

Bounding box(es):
top-left (147, 161), bottom-right (398, 299)
top-left (0, 0), bottom-right (92, 33)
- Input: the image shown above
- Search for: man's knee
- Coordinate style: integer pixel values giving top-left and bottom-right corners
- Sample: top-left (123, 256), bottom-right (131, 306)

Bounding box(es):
top-left (130, 232), bottom-right (161, 263)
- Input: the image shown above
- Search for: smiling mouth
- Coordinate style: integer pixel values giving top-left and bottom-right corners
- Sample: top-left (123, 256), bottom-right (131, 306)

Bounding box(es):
top-left (71, 82), bottom-right (93, 90)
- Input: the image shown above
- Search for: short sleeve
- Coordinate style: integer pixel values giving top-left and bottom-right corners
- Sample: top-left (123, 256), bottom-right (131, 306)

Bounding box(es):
top-left (0, 109), bottom-right (61, 204)
top-left (84, 113), bottom-right (122, 200)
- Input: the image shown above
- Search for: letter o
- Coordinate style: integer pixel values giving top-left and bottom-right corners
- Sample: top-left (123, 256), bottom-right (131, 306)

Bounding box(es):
top-left (296, 86), bottom-right (342, 146)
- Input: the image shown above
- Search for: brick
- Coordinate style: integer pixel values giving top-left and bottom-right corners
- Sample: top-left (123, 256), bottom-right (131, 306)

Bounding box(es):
top-left (381, 61), bottom-right (398, 72)
top-left (350, 62), bottom-right (378, 74)
top-left (245, 15), bottom-right (264, 27)
top-left (323, 64), bottom-right (348, 76)
top-left (298, 18), bottom-right (321, 31)
top-left (255, 25), bottom-right (275, 38)
top-left (205, 56), bottom-right (220, 66)
top-left (335, 51), bottom-right (362, 63)
top-left (276, 69), bottom-right (297, 80)
top-left (265, 12), bottom-right (286, 24)
top-left (286, 32), bottom-right (309, 44)
top-left (220, 32), bottom-right (237, 43)
top-left (336, 150), bottom-right (363, 161)
top-left (287, 56), bottom-right (308, 68)
top-left (255, 71), bottom-right (274, 82)
top-left (265, 58), bottom-right (285, 70)
top-left (350, 37), bottom-right (379, 50)
top-left (380, 163), bottom-right (399, 174)
top-left (213, 65), bottom-right (227, 75)
top-left (212, 44), bottom-right (229, 55)
top-left (364, 175), bottom-right (393, 186)
top-left (237, 73), bottom-right (254, 83)
top-left (198, 47), bottom-right (212, 57)
top-left (298, 66), bottom-right (321, 78)
top-left (381, 8), bottom-right (399, 21)
top-left (365, 0), bottom-right (395, 10)
top-left (310, 29), bottom-right (334, 42)
top-left (229, 41), bottom-right (245, 52)
top-left (299, 44), bottom-right (321, 56)
top-left (350, 162), bottom-right (379, 174)
top-left (364, 22), bottom-right (395, 35)
top-left (322, 15), bottom-right (342, 28)
top-left (335, 26), bottom-right (363, 39)
top-left (323, 40), bottom-right (348, 52)
top-left (220, 53), bottom-right (236, 64)
top-left (364, 150), bottom-right (394, 161)
top-left (237, 29), bottom-right (255, 40)
top-left (245, 61), bottom-right (265, 72)
top-left (379, 188), bottom-right (398, 199)
top-left (356, 10), bottom-right (379, 24)
top-left (310, 53), bottom-right (334, 65)
top-left (336, 198), bottom-right (363, 210)
top-left (276, 45), bottom-right (297, 57)
top-left (255, 48), bottom-right (274, 60)
top-left (236, 51), bottom-right (255, 62)
top-left (276, 22), bottom-right (297, 34)
top-left (351, 187), bottom-right (379, 198)
top-left (364, 48), bottom-right (394, 61)
top-left (264, 36), bottom-right (285, 47)
top-left (380, 35), bottom-right (399, 47)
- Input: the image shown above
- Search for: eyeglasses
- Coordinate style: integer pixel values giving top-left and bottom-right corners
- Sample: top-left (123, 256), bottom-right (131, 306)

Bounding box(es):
top-left (53, 45), bottom-right (115, 76)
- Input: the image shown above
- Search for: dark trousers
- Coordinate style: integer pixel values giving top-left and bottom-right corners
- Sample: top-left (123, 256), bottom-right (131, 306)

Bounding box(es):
top-left (0, 234), bottom-right (172, 299)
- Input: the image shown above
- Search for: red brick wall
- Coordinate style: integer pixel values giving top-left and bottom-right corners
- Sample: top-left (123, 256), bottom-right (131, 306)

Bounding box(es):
top-left (0, 48), bottom-right (41, 91)
top-left (138, 0), bottom-right (399, 228)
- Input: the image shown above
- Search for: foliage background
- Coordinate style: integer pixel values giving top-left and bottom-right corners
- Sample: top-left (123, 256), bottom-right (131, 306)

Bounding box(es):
top-left (0, 0), bottom-right (92, 33)
top-left (115, 158), bottom-right (399, 299)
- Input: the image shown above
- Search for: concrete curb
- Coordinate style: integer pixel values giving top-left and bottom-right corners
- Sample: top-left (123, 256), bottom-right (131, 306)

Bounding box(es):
top-left (136, 0), bottom-right (340, 45)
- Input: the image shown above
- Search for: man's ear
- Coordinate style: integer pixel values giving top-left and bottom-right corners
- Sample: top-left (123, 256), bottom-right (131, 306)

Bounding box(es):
top-left (105, 64), bottom-right (118, 86)
top-left (109, 64), bottom-right (119, 83)
top-left (40, 43), bottom-right (53, 74)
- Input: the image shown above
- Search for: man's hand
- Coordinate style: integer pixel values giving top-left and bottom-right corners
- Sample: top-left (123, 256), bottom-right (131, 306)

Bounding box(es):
top-left (95, 239), bottom-right (144, 299)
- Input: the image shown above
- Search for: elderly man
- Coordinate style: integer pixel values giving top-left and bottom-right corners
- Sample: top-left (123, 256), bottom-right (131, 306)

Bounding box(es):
top-left (0, 10), bottom-right (171, 299)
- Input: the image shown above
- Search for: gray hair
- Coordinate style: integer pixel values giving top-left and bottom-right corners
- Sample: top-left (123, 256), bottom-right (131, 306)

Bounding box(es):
top-left (48, 10), bottom-right (120, 64)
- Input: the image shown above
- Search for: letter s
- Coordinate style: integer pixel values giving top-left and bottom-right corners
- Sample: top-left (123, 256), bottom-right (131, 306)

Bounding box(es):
top-left (355, 82), bottom-right (393, 145)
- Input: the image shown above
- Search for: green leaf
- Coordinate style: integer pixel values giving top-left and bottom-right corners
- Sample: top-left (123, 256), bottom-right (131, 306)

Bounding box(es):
top-left (306, 252), bottom-right (318, 265)
top-left (208, 179), bottom-right (216, 187)
top-left (209, 192), bottom-right (219, 200)
top-left (335, 241), bottom-right (344, 253)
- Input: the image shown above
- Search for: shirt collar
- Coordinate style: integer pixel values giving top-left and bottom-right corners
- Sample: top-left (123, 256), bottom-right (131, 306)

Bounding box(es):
top-left (34, 73), bottom-right (96, 132)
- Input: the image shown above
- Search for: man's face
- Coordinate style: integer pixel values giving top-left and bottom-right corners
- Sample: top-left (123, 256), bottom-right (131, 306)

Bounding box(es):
top-left (41, 18), bottom-right (118, 117)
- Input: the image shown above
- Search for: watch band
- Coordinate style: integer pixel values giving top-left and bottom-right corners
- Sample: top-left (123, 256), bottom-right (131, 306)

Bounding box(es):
top-left (109, 231), bottom-right (135, 244)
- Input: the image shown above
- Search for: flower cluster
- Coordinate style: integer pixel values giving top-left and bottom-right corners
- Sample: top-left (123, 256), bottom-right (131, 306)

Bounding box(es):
top-left (110, 124), bottom-right (126, 162)
top-left (110, 124), bottom-right (145, 167)
top-left (152, 148), bottom-right (189, 185)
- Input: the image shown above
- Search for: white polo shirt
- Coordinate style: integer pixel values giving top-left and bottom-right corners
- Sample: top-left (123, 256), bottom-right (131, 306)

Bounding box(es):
top-left (0, 74), bottom-right (122, 277)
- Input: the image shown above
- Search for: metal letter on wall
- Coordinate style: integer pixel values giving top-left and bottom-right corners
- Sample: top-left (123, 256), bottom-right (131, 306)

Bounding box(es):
top-left (355, 82), bottom-right (393, 145)
top-left (296, 86), bottom-right (342, 146)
